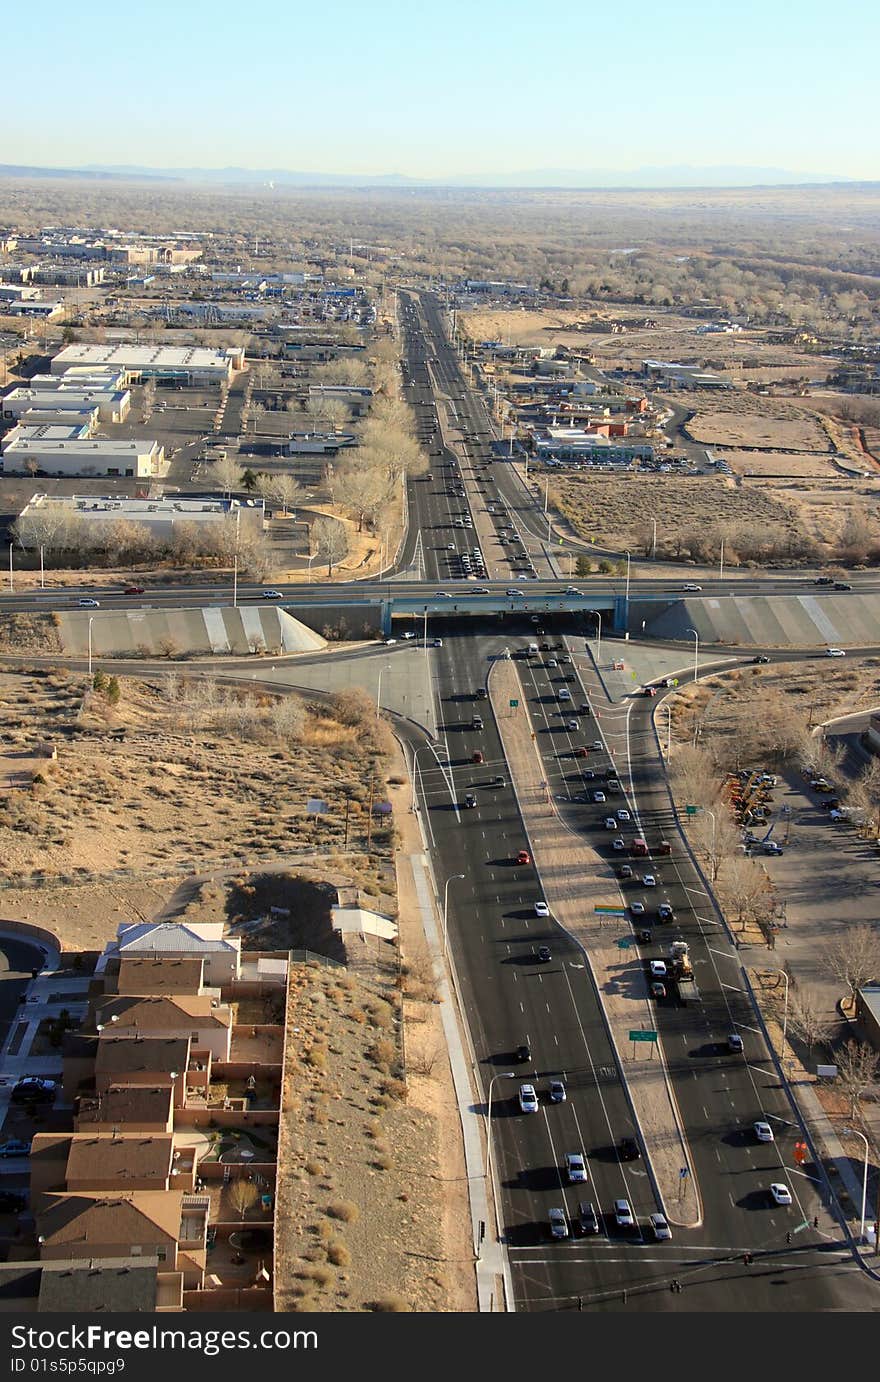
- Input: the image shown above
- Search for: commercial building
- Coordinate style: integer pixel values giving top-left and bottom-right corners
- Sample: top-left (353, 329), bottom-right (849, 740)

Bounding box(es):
top-left (1, 434), bottom-right (165, 478)
top-left (17, 406), bottom-right (99, 433)
top-left (642, 359), bottom-right (729, 390)
top-left (51, 343), bottom-right (244, 384)
top-left (2, 386), bottom-right (130, 424)
top-left (17, 493), bottom-right (264, 543)
top-left (533, 427), bottom-right (653, 465)
top-left (288, 431), bottom-right (356, 455)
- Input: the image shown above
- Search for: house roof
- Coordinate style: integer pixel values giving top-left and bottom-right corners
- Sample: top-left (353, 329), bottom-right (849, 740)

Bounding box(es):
top-left (117, 921), bottom-right (236, 953)
top-left (38, 1192), bottom-right (183, 1250)
top-left (116, 956), bottom-right (206, 995)
top-left (95, 1036), bottom-right (190, 1078)
top-left (76, 1083), bottom-right (173, 1128)
top-left (38, 1258), bottom-right (159, 1313)
top-left (65, 1135), bottom-right (174, 1186)
top-left (93, 994), bottom-right (231, 1032)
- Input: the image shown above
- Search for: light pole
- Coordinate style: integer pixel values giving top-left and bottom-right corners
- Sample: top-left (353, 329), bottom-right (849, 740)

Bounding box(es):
top-left (624, 550), bottom-right (631, 608)
top-left (592, 610), bottom-right (602, 663)
top-left (664, 701), bottom-right (673, 758)
top-left (719, 536), bottom-right (725, 580)
top-left (87, 616), bottom-right (95, 678)
top-left (307, 551), bottom-right (317, 584)
top-left (842, 1127), bottom-right (869, 1242)
top-left (687, 626), bottom-right (700, 682)
top-left (376, 662), bottom-right (390, 712)
top-left (7, 541), bottom-right (13, 593)
top-left (443, 874), bottom-right (465, 958)
top-left (485, 1071), bottom-right (516, 1184)
top-left (232, 553), bottom-right (238, 608)
top-left (699, 807), bottom-right (717, 878)
top-left (651, 517), bottom-right (657, 560)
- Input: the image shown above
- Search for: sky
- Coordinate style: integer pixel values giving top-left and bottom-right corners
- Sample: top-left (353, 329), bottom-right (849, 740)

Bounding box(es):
top-left (5, 0), bottom-right (877, 183)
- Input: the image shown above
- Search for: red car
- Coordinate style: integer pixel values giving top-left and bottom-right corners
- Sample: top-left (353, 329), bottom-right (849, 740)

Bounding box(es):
top-left (472, 751), bottom-right (484, 764)
top-left (573, 747), bottom-right (589, 758)
top-left (515, 850), bottom-right (531, 865)
top-left (123, 585), bottom-right (145, 595)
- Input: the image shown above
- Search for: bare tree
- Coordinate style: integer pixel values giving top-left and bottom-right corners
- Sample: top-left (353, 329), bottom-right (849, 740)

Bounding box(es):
top-left (827, 924), bottom-right (880, 1011)
top-left (209, 455), bottom-right (244, 498)
top-left (270, 694), bottom-right (306, 742)
top-left (835, 1040), bottom-right (880, 1118)
top-left (228, 1178), bottom-right (259, 1220)
top-left (334, 463), bottom-right (390, 532)
top-left (786, 985), bottom-right (835, 1059)
top-left (261, 474), bottom-right (303, 516)
top-left (312, 514), bottom-right (350, 576)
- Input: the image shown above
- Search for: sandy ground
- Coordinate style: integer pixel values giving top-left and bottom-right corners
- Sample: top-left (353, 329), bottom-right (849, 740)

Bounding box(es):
top-left (686, 408), bottom-right (829, 453)
top-left (721, 451), bottom-right (839, 477)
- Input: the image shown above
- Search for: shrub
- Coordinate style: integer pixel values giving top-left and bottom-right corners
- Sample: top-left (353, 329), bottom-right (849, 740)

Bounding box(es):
top-left (327, 1240), bottom-right (350, 1268)
top-left (367, 1296), bottom-right (411, 1312)
top-left (327, 1200), bottom-right (359, 1224)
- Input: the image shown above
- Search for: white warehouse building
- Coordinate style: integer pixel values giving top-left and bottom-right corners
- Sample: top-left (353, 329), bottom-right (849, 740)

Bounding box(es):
top-left (50, 343), bottom-right (245, 384)
top-left (1, 387), bottom-right (130, 424)
top-left (17, 493), bottom-right (264, 542)
top-left (1, 435), bottom-right (165, 479)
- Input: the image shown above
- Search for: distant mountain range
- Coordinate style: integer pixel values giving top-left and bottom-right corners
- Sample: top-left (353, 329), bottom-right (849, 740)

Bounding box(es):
top-left (0, 161), bottom-right (863, 189)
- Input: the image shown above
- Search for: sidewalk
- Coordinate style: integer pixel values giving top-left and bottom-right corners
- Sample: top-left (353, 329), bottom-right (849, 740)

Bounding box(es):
top-left (488, 658), bottom-right (700, 1227)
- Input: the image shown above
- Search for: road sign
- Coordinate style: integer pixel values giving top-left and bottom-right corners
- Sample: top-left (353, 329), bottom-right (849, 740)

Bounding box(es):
top-left (685, 805), bottom-right (698, 816)
top-left (679, 1167), bottom-right (689, 1179)
top-left (509, 698), bottom-right (519, 708)
top-left (629, 1030), bottom-right (658, 1043)
top-left (595, 905), bottom-right (627, 916)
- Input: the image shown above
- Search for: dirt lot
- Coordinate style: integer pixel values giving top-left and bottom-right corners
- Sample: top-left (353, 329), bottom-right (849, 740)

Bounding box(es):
top-left (0, 667), bottom-right (397, 952)
top-left (552, 472), bottom-right (800, 551)
top-left (685, 407), bottom-right (830, 453)
top-left (721, 451), bottom-right (839, 477)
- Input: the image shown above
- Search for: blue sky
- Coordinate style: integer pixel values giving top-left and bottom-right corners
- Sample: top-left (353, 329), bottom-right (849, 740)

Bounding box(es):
top-left (6, 0), bottom-right (877, 181)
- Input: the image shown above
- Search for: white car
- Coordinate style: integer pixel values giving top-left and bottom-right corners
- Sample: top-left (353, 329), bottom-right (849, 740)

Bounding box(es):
top-left (519, 1083), bottom-right (539, 1114)
top-left (565, 1152), bottom-right (588, 1183)
top-left (682, 583), bottom-right (703, 592)
top-left (754, 1121), bottom-right (774, 1143)
top-left (650, 960), bottom-right (667, 978)
top-left (559, 689), bottom-right (571, 701)
top-left (612, 838), bottom-right (626, 852)
top-left (604, 816), bottom-right (618, 830)
top-left (617, 809), bottom-right (631, 822)
top-left (262, 589), bottom-right (284, 599)
top-left (649, 1212), bottom-right (672, 1241)
top-left (593, 791), bottom-right (606, 803)
top-left (534, 901), bottom-right (550, 918)
top-left (77, 597), bottom-right (100, 608)
top-left (402, 631), bottom-right (416, 640)
top-left (642, 874), bottom-right (657, 887)
top-left (384, 637), bottom-right (397, 645)
top-left (770, 1182), bottom-right (792, 1206)
top-left (630, 902), bottom-right (646, 916)
top-left (826, 648), bottom-right (846, 657)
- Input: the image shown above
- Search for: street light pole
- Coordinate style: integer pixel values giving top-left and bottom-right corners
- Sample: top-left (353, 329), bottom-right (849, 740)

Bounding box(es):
top-left (443, 873), bottom-right (465, 957)
top-left (665, 701), bottom-right (673, 759)
top-left (232, 553), bottom-right (238, 609)
top-left (307, 551), bottom-right (316, 584)
top-left (624, 550), bottom-right (631, 608)
top-left (592, 610), bottom-right (602, 663)
top-left (7, 541), bottom-right (13, 593)
top-left (87, 616), bottom-right (94, 678)
top-left (651, 517), bottom-right (657, 560)
top-left (842, 1127), bottom-right (869, 1242)
top-left (484, 1071), bottom-right (516, 1185)
top-left (719, 537), bottom-right (725, 580)
top-left (687, 626), bottom-right (700, 682)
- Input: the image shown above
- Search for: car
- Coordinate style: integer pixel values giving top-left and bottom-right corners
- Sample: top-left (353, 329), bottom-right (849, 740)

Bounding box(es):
top-left (514, 1041), bottom-right (531, 1063)
top-left (763, 841), bottom-right (783, 855)
top-left (728, 1032), bottom-right (744, 1053)
top-left (77, 598), bottom-right (100, 608)
top-left (754, 1121), bottom-right (775, 1143)
top-left (447, 543), bottom-right (456, 551)
top-left (11, 1077), bottom-right (55, 1102)
top-left (814, 575), bottom-right (834, 585)
top-left (630, 901), bottom-right (646, 916)
top-left (642, 874), bottom-right (657, 887)
top-left (657, 903), bottom-right (674, 922)
top-left (515, 849), bottom-right (531, 865)
top-left (573, 746), bottom-right (589, 758)
top-left (834, 582), bottom-right (853, 591)
top-left (604, 816), bottom-right (618, 830)
top-left (770, 1183), bottom-right (792, 1206)
top-left (612, 838), bottom-right (626, 852)
top-left (682, 583), bottom-right (703, 592)
top-left (562, 654), bottom-right (572, 664)
top-left (434, 637), bottom-right (443, 647)
top-left (649, 960), bottom-right (667, 978)
top-left (534, 901), bottom-right (550, 918)
top-left (434, 591), bottom-right (451, 598)
top-left (475, 686), bottom-right (488, 699)
top-left (566, 1152), bottom-right (588, 1183)
top-left (593, 790), bottom-right (606, 803)
top-left (619, 1137), bottom-right (641, 1162)
top-left (535, 945), bottom-right (552, 965)
top-left (123, 585), bottom-right (145, 596)
top-left (506, 589), bottom-right (524, 597)
top-left (548, 1207), bottom-right (569, 1240)
top-left (547, 657), bottom-right (558, 667)
top-left (605, 778), bottom-right (621, 793)
top-left (0, 1139), bottom-right (31, 1158)
top-left (649, 1212), bottom-right (672, 1241)
top-left (0, 1190), bottom-right (26, 1213)
top-left (519, 1083), bottom-right (539, 1114)
top-left (826, 648), bottom-right (846, 657)
top-left (566, 719), bottom-right (578, 731)
top-left (581, 769), bottom-right (595, 782)
top-left (493, 775), bottom-right (506, 787)
top-left (614, 1198), bottom-right (635, 1227)
top-left (578, 1201), bottom-right (600, 1235)
top-left (591, 741), bottom-right (603, 752)
top-left (752, 654), bottom-right (770, 664)
top-left (616, 809), bottom-right (631, 823)
top-left (402, 631), bottom-right (416, 640)
top-left (638, 927), bottom-right (653, 943)
top-left (642, 685), bottom-right (658, 697)
top-left (650, 981), bottom-right (667, 999)
top-left (618, 864), bottom-right (634, 879)
top-left (579, 702), bottom-right (590, 715)
top-left (559, 689), bottom-right (571, 701)
top-left (471, 750), bottom-right (483, 763)
top-left (463, 792), bottom-right (477, 809)
top-left (262, 590), bottom-right (284, 600)
top-left (474, 588), bottom-right (490, 595)
top-left (549, 1079), bottom-right (566, 1103)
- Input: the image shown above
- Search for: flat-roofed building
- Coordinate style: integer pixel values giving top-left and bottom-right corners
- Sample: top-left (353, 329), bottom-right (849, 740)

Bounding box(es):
top-left (18, 407), bottom-right (99, 433)
top-left (51, 343), bottom-right (243, 384)
top-left (2, 385), bottom-right (131, 424)
top-left (1, 436), bottom-right (164, 479)
top-left (16, 493), bottom-right (263, 542)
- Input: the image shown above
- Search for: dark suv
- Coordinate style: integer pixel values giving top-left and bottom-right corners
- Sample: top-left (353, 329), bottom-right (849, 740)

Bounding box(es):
top-left (619, 1136), bottom-right (641, 1162)
top-left (11, 1078), bottom-right (55, 1103)
top-left (514, 1041), bottom-right (531, 1063)
top-left (578, 1202), bottom-right (600, 1235)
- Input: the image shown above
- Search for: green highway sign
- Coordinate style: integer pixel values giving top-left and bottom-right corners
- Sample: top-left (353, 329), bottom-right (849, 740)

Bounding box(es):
top-left (509, 698), bottom-right (519, 708)
top-left (685, 805), bottom-right (698, 816)
top-left (629, 1030), bottom-right (658, 1043)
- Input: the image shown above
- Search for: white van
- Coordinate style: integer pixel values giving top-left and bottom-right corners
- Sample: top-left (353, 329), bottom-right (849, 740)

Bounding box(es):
top-left (527, 642), bottom-right (539, 655)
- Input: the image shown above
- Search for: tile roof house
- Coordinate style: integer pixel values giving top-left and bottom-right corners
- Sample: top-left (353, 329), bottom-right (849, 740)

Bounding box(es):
top-left (115, 957), bottom-right (208, 996)
top-left (102, 922), bottom-right (241, 985)
top-left (37, 1257), bottom-right (169, 1312)
top-left (91, 995), bottom-right (232, 1060)
top-left (75, 1083), bottom-right (174, 1134)
top-left (37, 1192), bottom-right (207, 1289)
